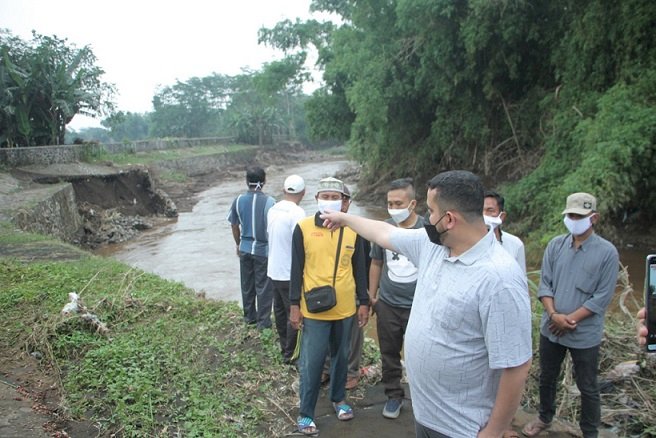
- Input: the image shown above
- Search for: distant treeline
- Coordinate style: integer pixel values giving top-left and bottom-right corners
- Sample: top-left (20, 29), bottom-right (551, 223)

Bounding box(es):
top-left (1, 30), bottom-right (310, 148)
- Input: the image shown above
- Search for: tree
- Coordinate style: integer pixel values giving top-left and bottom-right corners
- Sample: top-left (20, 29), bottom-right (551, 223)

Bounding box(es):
top-left (149, 74), bottom-right (231, 138)
top-left (262, 0), bottom-right (656, 245)
top-left (101, 111), bottom-right (149, 142)
top-left (0, 29), bottom-right (114, 147)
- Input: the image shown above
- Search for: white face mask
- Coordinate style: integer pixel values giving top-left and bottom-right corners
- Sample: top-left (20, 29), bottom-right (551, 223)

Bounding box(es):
top-left (317, 199), bottom-right (343, 214)
top-left (388, 207), bottom-right (411, 224)
top-left (483, 214), bottom-right (503, 229)
top-left (563, 215), bottom-right (592, 236)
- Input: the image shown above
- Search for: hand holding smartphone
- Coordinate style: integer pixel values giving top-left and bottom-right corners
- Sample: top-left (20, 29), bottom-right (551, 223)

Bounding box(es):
top-left (645, 254), bottom-right (656, 352)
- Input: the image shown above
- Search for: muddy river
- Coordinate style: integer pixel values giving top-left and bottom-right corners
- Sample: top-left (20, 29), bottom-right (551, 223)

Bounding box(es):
top-left (96, 159), bottom-right (387, 302)
top-left (96, 158), bottom-right (651, 315)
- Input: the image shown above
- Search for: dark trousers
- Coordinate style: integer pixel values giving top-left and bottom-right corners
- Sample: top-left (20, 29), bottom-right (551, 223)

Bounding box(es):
top-left (271, 279), bottom-right (297, 360)
top-left (415, 422), bottom-right (450, 438)
top-left (376, 299), bottom-right (411, 400)
top-left (538, 335), bottom-right (601, 437)
top-left (239, 253), bottom-right (272, 329)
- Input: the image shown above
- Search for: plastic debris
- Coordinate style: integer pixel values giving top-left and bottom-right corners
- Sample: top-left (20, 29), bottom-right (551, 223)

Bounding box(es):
top-left (60, 291), bottom-right (109, 335)
top-left (605, 360), bottom-right (640, 381)
top-left (61, 292), bottom-right (80, 315)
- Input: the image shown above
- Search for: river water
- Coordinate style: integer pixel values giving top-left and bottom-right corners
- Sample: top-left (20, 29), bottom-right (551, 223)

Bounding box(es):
top-left (96, 158), bottom-right (651, 313)
top-left (95, 159), bottom-right (386, 302)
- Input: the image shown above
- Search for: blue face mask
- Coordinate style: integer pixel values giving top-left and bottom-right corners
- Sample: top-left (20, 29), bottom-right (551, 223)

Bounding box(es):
top-left (424, 213), bottom-right (448, 245)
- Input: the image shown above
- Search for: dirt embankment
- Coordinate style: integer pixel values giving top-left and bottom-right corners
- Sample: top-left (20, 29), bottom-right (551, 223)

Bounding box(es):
top-left (2, 144), bottom-right (324, 251)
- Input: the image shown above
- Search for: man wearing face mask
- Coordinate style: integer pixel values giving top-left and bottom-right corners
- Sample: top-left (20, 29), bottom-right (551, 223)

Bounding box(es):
top-left (320, 170), bottom-right (532, 438)
top-left (289, 177), bottom-right (369, 435)
top-left (321, 184), bottom-right (369, 390)
top-left (368, 177), bottom-right (424, 419)
top-left (227, 166), bottom-right (276, 329)
top-left (523, 193), bottom-right (619, 438)
top-left (483, 190), bottom-right (526, 274)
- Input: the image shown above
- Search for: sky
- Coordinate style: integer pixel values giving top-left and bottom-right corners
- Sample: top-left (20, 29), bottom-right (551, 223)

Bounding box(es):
top-left (0, 0), bottom-right (328, 130)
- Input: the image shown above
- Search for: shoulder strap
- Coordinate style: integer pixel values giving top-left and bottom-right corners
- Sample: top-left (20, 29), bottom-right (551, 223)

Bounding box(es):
top-left (332, 227), bottom-right (344, 287)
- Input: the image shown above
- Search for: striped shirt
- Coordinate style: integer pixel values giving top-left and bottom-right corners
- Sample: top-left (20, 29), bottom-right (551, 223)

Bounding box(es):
top-left (227, 190), bottom-right (276, 257)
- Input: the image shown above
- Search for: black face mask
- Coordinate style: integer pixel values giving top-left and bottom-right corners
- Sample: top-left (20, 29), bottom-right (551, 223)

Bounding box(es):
top-left (424, 213), bottom-right (448, 245)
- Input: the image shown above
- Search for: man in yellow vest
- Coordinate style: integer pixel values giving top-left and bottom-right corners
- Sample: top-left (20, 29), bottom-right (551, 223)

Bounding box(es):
top-left (289, 177), bottom-right (370, 436)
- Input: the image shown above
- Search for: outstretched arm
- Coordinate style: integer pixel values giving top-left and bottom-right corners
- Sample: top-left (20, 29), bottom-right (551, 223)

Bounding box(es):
top-left (320, 211), bottom-right (398, 251)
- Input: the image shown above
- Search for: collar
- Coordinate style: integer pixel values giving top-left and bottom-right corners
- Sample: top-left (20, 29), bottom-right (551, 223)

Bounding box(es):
top-left (568, 231), bottom-right (598, 251)
top-left (445, 227), bottom-right (496, 266)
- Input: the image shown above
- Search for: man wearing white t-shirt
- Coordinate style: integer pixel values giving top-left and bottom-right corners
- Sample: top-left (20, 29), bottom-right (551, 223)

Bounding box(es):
top-left (483, 190), bottom-right (526, 274)
top-left (267, 174), bottom-right (306, 363)
top-left (320, 170), bottom-right (532, 438)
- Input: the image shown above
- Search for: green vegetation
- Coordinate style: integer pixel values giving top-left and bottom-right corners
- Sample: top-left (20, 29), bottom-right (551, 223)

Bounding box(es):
top-left (71, 59), bottom-right (311, 146)
top-left (0, 224), bottom-right (298, 437)
top-left (0, 222), bottom-right (52, 244)
top-left (86, 144), bottom-right (255, 167)
top-left (0, 30), bottom-right (114, 147)
top-left (260, 0), bottom-right (656, 244)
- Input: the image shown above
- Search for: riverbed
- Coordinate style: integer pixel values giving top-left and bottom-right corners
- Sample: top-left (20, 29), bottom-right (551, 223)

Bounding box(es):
top-left (96, 157), bottom-right (650, 314)
top-left (95, 159), bottom-right (386, 302)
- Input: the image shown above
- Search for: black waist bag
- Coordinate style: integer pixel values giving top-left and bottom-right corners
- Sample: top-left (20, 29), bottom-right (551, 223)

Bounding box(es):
top-left (304, 285), bottom-right (336, 313)
top-left (303, 227), bottom-right (343, 314)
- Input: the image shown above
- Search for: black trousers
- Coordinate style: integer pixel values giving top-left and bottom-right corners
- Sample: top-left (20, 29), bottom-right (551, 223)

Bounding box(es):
top-left (538, 334), bottom-right (601, 437)
top-left (375, 299), bottom-right (410, 400)
top-left (271, 279), bottom-right (297, 360)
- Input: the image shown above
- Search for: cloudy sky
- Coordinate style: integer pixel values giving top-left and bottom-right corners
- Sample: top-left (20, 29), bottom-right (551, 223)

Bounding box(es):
top-left (0, 0), bottom-right (327, 129)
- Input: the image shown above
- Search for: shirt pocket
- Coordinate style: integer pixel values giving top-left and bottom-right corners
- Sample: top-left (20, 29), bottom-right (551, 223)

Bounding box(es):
top-left (575, 263), bottom-right (599, 295)
top-left (439, 294), bottom-right (469, 330)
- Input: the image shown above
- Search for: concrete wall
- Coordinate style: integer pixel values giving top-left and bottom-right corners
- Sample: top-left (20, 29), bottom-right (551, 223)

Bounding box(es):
top-left (149, 148), bottom-right (256, 177)
top-left (0, 137), bottom-right (234, 167)
top-left (11, 183), bottom-right (82, 243)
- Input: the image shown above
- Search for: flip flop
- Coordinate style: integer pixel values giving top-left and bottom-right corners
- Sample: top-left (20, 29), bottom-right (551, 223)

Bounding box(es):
top-left (297, 416), bottom-right (319, 436)
top-left (333, 402), bottom-right (354, 421)
top-left (522, 418), bottom-right (551, 437)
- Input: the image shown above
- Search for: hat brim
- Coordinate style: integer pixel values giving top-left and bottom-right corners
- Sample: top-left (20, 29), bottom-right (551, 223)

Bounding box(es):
top-left (562, 208), bottom-right (593, 215)
top-left (316, 188), bottom-right (345, 195)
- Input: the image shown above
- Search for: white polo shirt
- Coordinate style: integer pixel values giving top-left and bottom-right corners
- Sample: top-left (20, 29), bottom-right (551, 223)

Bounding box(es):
top-left (390, 227), bottom-right (532, 438)
top-left (266, 200), bottom-right (306, 281)
top-left (500, 230), bottom-right (526, 274)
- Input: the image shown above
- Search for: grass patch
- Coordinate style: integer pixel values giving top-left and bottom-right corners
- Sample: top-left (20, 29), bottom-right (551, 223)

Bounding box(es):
top-left (0, 233), bottom-right (297, 436)
top-left (87, 144), bottom-right (256, 166)
top-left (157, 170), bottom-right (188, 183)
top-left (0, 221), bottom-right (52, 244)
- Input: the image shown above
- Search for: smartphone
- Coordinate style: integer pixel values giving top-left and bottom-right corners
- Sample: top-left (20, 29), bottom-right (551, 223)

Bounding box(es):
top-left (646, 254), bottom-right (656, 352)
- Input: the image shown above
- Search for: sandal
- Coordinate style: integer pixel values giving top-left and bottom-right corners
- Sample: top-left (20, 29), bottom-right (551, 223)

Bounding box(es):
top-left (522, 417), bottom-right (551, 437)
top-left (297, 416), bottom-right (319, 436)
top-left (333, 402), bottom-right (354, 421)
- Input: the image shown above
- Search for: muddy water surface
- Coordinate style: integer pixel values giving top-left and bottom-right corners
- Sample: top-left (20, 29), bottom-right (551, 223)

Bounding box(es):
top-left (96, 157), bottom-right (652, 317)
top-left (96, 159), bottom-right (386, 302)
